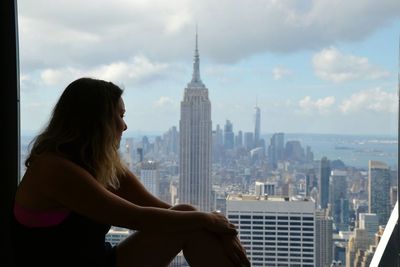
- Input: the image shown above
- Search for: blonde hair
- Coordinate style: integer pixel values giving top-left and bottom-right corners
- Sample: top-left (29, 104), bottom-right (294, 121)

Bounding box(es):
top-left (26, 78), bottom-right (127, 189)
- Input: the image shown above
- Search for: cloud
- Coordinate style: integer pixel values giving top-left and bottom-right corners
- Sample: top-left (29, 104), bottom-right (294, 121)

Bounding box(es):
top-left (312, 47), bottom-right (390, 82)
top-left (298, 96), bottom-right (335, 114)
top-left (90, 55), bottom-right (169, 84)
top-left (18, 0), bottom-right (400, 70)
top-left (38, 55), bottom-right (170, 88)
top-left (339, 88), bottom-right (397, 114)
top-left (272, 67), bottom-right (292, 80)
top-left (154, 96), bottom-right (175, 107)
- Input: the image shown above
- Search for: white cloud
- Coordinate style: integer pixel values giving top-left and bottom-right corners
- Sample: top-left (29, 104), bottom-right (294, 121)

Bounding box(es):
top-left (339, 88), bottom-right (397, 114)
top-left (41, 67), bottom-right (81, 86)
top-left (18, 0), bottom-right (400, 69)
top-left (312, 47), bottom-right (390, 82)
top-left (39, 55), bottom-right (170, 88)
top-left (298, 96), bottom-right (335, 114)
top-left (272, 67), bottom-right (291, 80)
top-left (154, 96), bottom-right (175, 107)
top-left (89, 55), bottom-right (169, 85)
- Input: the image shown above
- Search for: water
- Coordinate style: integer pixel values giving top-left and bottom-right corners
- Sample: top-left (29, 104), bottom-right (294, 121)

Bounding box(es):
top-left (274, 133), bottom-right (398, 170)
top-left (21, 133), bottom-right (398, 171)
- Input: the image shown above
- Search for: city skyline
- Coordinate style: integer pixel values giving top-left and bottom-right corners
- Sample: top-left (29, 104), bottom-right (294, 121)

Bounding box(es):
top-left (18, 1), bottom-right (400, 136)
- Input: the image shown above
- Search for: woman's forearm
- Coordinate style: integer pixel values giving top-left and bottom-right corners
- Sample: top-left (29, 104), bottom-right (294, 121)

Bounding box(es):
top-left (130, 206), bottom-right (210, 232)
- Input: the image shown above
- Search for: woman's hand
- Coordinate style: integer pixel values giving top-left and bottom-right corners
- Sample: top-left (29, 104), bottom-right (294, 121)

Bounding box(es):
top-left (205, 212), bottom-right (250, 267)
top-left (219, 234), bottom-right (250, 267)
top-left (205, 211), bottom-right (238, 235)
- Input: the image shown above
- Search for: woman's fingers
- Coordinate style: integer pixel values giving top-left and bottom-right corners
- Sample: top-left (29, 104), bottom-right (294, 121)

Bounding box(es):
top-left (219, 234), bottom-right (250, 267)
top-left (207, 213), bottom-right (238, 235)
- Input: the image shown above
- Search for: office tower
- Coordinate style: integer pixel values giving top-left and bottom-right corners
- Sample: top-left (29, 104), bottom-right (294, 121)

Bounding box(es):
top-left (255, 181), bottom-right (276, 196)
top-left (285, 140), bottom-right (305, 162)
top-left (224, 119), bottom-right (234, 149)
top-left (215, 124), bottom-right (223, 146)
top-left (254, 105), bottom-right (261, 147)
top-left (244, 132), bottom-right (254, 150)
top-left (346, 228), bottom-right (370, 267)
top-left (179, 33), bottom-right (212, 212)
top-left (235, 130), bottom-right (243, 148)
top-left (136, 148), bottom-right (144, 163)
top-left (359, 213), bottom-right (379, 244)
top-left (250, 147), bottom-right (264, 162)
top-left (333, 242), bottom-right (346, 266)
top-left (316, 210), bottom-right (333, 267)
top-left (368, 160), bottom-right (391, 225)
top-left (166, 126), bottom-right (179, 155)
top-left (212, 124), bottom-right (224, 164)
top-left (306, 169), bottom-right (317, 197)
top-left (268, 132), bottom-right (284, 168)
top-left (140, 160), bottom-right (159, 197)
top-left (142, 136), bottom-right (150, 154)
top-left (330, 170), bottom-right (349, 231)
top-left (319, 157), bottom-right (331, 209)
top-left (105, 228), bottom-right (131, 246)
top-left (226, 194), bottom-right (316, 267)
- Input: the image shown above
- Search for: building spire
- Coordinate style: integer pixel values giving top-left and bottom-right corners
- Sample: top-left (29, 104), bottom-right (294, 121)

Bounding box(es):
top-left (189, 26), bottom-right (205, 88)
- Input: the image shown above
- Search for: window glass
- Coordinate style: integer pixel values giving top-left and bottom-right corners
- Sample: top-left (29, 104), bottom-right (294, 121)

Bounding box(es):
top-left (18, 1), bottom-right (399, 265)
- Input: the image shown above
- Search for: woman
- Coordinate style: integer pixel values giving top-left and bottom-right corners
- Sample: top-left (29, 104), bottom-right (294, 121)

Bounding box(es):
top-left (12, 77), bottom-right (249, 267)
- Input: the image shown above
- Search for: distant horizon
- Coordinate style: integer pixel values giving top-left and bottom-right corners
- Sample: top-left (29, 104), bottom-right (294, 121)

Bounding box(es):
top-left (20, 129), bottom-right (398, 139)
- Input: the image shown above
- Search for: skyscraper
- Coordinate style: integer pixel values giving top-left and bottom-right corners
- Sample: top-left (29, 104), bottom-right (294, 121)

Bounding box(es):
top-left (224, 119), bottom-right (234, 149)
top-left (226, 194), bottom-right (316, 266)
top-left (179, 33), bottom-right (212, 212)
top-left (268, 132), bottom-right (284, 168)
top-left (330, 170), bottom-right (349, 231)
top-left (315, 210), bottom-right (333, 267)
top-left (319, 157), bottom-right (331, 209)
top-left (368, 160), bottom-right (391, 225)
top-left (254, 105), bottom-right (261, 147)
top-left (140, 160), bottom-right (159, 197)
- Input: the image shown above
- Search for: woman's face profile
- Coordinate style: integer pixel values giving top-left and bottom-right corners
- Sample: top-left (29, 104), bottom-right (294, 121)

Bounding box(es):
top-left (116, 97), bottom-right (127, 146)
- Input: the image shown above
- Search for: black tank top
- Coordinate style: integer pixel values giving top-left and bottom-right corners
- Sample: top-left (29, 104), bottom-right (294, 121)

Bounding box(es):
top-left (12, 211), bottom-right (115, 267)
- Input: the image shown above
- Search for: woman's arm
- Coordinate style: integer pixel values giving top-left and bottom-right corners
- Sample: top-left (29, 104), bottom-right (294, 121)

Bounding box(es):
top-left (35, 155), bottom-right (235, 234)
top-left (111, 170), bottom-right (171, 209)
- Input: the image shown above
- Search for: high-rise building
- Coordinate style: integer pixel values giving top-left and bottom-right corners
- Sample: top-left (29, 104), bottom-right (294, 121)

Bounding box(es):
top-left (255, 181), bottom-right (276, 196)
top-left (140, 160), bottom-right (159, 197)
top-left (165, 126), bottom-right (179, 155)
top-left (330, 170), bottom-right (349, 231)
top-left (235, 130), bottom-right (243, 148)
top-left (368, 160), bottom-right (391, 225)
top-left (224, 119), bottom-right (234, 149)
top-left (226, 194), bottom-right (316, 267)
top-left (316, 210), bottom-right (333, 267)
top-left (244, 132), bottom-right (254, 150)
top-left (319, 157), bottom-right (331, 209)
top-left (179, 33), bottom-right (212, 212)
top-left (359, 213), bottom-right (379, 243)
top-left (346, 228), bottom-right (370, 267)
top-left (105, 228), bottom-right (131, 246)
top-left (306, 169), bottom-right (317, 197)
top-left (285, 140), bottom-right (305, 162)
top-left (254, 105), bottom-right (261, 147)
top-left (268, 132), bottom-right (284, 168)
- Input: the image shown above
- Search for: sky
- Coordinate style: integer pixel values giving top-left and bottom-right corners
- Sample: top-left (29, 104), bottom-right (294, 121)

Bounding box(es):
top-left (18, 0), bottom-right (400, 137)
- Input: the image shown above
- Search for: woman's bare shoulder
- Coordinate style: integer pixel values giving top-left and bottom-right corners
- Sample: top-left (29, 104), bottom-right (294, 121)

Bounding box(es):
top-left (30, 152), bottom-right (88, 176)
top-left (16, 153), bottom-right (86, 209)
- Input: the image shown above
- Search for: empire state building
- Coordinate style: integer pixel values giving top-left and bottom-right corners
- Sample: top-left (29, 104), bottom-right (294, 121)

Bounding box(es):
top-left (179, 33), bottom-right (212, 212)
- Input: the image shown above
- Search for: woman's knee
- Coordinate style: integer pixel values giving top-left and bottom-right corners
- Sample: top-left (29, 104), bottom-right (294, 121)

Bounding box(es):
top-left (170, 204), bottom-right (198, 211)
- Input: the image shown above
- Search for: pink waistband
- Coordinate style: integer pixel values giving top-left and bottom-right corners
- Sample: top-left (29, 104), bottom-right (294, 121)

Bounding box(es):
top-left (14, 202), bottom-right (70, 228)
